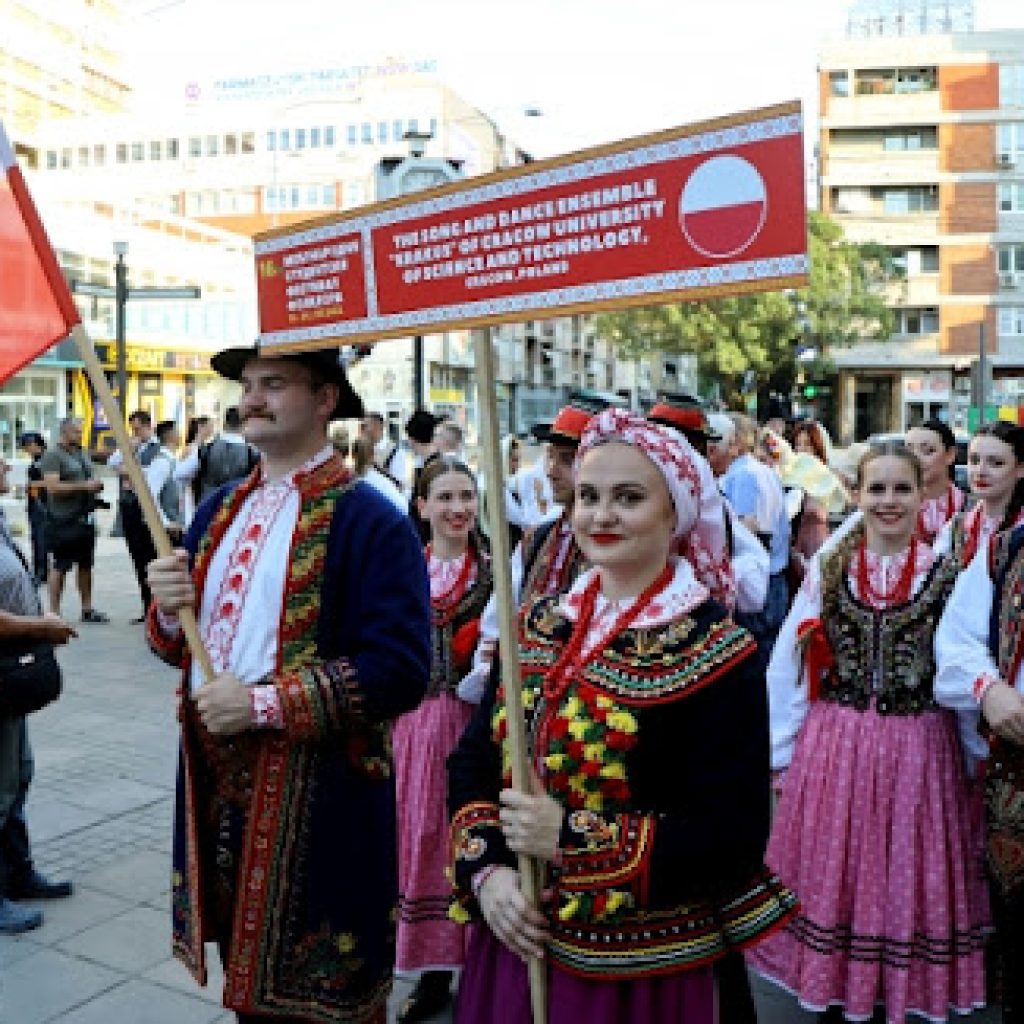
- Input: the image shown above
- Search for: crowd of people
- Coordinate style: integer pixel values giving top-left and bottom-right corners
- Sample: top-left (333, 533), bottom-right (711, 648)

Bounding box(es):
top-left (3, 343), bottom-right (1024, 1024)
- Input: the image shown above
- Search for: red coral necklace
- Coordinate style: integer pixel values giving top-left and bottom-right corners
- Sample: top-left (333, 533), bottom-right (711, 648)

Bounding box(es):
top-left (542, 563), bottom-right (675, 704)
top-left (427, 545), bottom-right (474, 626)
top-left (855, 537), bottom-right (917, 608)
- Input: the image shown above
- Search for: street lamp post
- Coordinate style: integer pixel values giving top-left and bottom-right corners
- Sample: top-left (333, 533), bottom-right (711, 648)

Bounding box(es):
top-left (113, 241), bottom-right (129, 411)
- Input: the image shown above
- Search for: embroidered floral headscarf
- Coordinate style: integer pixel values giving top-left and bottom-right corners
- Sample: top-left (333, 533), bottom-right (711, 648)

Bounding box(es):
top-left (576, 408), bottom-right (736, 607)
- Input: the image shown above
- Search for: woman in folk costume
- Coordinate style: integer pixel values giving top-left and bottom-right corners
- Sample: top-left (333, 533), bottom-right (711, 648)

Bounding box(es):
top-left (393, 457), bottom-right (492, 1022)
top-left (748, 442), bottom-right (988, 1023)
top-left (906, 418), bottom-right (964, 544)
top-left (935, 420), bottom-right (1024, 566)
top-left (448, 409), bottom-right (796, 1024)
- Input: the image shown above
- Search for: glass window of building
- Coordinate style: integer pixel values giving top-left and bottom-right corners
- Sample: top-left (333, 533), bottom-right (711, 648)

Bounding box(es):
top-left (166, 138), bottom-right (179, 159)
top-left (116, 143), bottom-right (128, 164)
top-left (225, 134), bottom-right (238, 155)
top-left (882, 186), bottom-right (937, 214)
top-left (77, 147), bottom-right (90, 167)
top-left (322, 184), bottom-right (335, 206)
top-left (324, 125), bottom-right (335, 147)
top-left (377, 121), bottom-right (388, 143)
top-left (998, 123), bottom-right (1024, 162)
top-left (407, 118), bottom-right (419, 135)
top-left (361, 122), bottom-right (372, 143)
top-left (61, 148), bottom-right (72, 168)
top-left (897, 307), bottom-right (939, 334)
top-left (45, 150), bottom-right (57, 169)
top-left (347, 124), bottom-right (357, 145)
top-left (241, 132), bottom-right (255, 153)
top-left (429, 118), bottom-right (438, 137)
top-left (999, 182), bottom-right (1024, 212)
top-left (1000, 64), bottom-right (1024, 107)
top-left (280, 129), bottom-right (291, 151)
top-left (267, 130), bottom-right (277, 152)
top-left (829, 71), bottom-right (850, 97)
top-left (149, 140), bottom-right (162, 161)
top-left (94, 144), bottom-right (106, 165)
top-left (131, 142), bottom-right (144, 161)
top-left (999, 306), bottom-right (1024, 336)
top-left (393, 119), bottom-right (404, 141)
top-left (296, 128), bottom-right (307, 150)
top-left (883, 127), bottom-right (936, 151)
top-left (998, 245), bottom-right (1024, 274)
top-left (189, 136), bottom-right (202, 158)
top-left (310, 127), bottom-right (321, 148)
top-left (205, 135), bottom-right (219, 156)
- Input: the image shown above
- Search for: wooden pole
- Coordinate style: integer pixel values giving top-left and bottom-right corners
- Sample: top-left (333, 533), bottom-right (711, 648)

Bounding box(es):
top-left (70, 323), bottom-right (215, 681)
top-left (472, 326), bottom-right (548, 1023)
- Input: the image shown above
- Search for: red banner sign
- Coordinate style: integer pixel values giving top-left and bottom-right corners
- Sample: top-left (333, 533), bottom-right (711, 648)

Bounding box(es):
top-left (255, 101), bottom-right (807, 350)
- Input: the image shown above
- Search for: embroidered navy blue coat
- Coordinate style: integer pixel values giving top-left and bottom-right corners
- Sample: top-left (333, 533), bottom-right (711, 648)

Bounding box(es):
top-left (148, 458), bottom-right (430, 1022)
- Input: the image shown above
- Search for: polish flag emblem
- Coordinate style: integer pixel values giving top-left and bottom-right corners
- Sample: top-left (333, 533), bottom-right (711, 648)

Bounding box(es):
top-left (679, 155), bottom-right (767, 259)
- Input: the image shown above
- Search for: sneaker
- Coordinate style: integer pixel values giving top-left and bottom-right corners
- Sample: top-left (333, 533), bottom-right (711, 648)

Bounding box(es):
top-left (80, 609), bottom-right (109, 623)
top-left (0, 897), bottom-right (43, 934)
top-left (7, 870), bottom-right (73, 900)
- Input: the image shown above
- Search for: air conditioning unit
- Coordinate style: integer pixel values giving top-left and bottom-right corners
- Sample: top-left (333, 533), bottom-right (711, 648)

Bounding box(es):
top-left (998, 152), bottom-right (1016, 168)
top-left (1000, 272), bottom-right (1021, 289)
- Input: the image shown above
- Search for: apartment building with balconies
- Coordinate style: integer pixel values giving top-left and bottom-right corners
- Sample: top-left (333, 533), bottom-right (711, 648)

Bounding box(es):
top-left (820, 21), bottom-right (1024, 441)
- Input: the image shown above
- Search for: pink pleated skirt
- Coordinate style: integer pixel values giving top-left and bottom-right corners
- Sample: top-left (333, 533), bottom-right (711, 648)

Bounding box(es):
top-left (747, 700), bottom-right (989, 1023)
top-left (392, 692), bottom-right (474, 974)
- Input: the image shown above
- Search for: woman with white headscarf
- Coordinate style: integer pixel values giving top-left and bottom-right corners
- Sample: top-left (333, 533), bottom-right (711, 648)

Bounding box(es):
top-left (447, 409), bottom-right (795, 1023)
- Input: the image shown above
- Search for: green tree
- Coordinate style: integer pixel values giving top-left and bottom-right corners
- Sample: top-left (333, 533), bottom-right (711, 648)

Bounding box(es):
top-left (593, 211), bottom-right (894, 406)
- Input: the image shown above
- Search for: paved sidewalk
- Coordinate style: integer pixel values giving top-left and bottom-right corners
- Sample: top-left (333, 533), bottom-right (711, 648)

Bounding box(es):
top-left (0, 534), bottom-right (1000, 1023)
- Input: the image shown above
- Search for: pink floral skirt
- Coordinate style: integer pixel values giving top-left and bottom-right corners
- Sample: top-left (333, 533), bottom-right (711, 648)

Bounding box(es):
top-left (747, 700), bottom-right (988, 1023)
top-left (392, 692), bottom-right (474, 974)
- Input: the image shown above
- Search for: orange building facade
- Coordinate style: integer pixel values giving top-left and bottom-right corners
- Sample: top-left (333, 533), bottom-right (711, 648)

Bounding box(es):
top-left (819, 30), bottom-right (1024, 442)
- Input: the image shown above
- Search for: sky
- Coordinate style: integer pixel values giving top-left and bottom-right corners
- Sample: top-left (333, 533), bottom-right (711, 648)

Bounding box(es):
top-left (127, 0), bottom-right (1024, 159)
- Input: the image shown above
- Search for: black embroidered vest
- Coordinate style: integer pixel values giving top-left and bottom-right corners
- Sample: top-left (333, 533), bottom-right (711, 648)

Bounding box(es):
top-left (820, 556), bottom-right (956, 715)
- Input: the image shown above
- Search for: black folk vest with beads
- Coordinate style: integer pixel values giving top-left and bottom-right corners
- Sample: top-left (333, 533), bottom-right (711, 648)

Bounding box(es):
top-left (819, 554), bottom-right (957, 715)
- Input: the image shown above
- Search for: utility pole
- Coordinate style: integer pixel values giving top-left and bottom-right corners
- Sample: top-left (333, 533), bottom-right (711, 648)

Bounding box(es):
top-left (978, 322), bottom-right (988, 427)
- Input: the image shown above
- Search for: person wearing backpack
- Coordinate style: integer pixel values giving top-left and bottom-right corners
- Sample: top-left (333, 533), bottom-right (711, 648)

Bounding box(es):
top-left (194, 406), bottom-right (260, 503)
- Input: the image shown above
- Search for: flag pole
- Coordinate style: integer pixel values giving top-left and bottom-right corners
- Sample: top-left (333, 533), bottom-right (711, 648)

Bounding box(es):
top-left (70, 322), bottom-right (215, 681)
top-left (472, 326), bottom-right (547, 1023)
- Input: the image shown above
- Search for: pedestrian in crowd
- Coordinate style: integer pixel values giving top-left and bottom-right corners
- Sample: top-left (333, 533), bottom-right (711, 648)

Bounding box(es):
top-left (407, 409), bottom-right (442, 542)
top-left (935, 421), bottom-right (1024, 566)
top-left (448, 409), bottom-right (795, 1024)
top-left (145, 342), bottom-right (430, 1023)
top-left (173, 415), bottom-right (214, 528)
top-left (709, 413), bottom-right (790, 657)
top-left (906, 417), bottom-right (964, 544)
top-left (19, 431), bottom-right (48, 585)
top-left (191, 406), bottom-right (260, 504)
top-left (39, 416), bottom-right (108, 623)
top-left (0, 457), bottom-right (76, 935)
top-left (393, 457), bottom-right (492, 1023)
top-left (469, 403), bottom-right (599, 700)
top-left (154, 420), bottom-right (183, 542)
top-left (345, 435), bottom-right (406, 512)
top-left (435, 419), bottom-right (465, 459)
top-left (361, 411), bottom-right (407, 489)
top-left (749, 441), bottom-right (988, 1023)
top-left (936, 477), bottom-right (1024, 1024)
top-left (517, 428), bottom-right (557, 527)
top-left (650, 396), bottom-right (768, 620)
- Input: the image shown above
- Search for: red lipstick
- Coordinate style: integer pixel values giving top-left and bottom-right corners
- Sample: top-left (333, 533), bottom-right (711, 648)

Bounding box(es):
top-left (590, 533), bottom-right (622, 545)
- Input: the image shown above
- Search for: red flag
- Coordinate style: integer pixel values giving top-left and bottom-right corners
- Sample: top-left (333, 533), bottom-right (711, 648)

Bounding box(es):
top-left (0, 119), bottom-right (80, 385)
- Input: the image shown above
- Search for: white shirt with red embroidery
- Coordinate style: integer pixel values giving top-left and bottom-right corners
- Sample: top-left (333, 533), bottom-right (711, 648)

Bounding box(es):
top-left (162, 445), bottom-right (336, 727)
top-left (933, 503), bottom-right (1024, 561)
top-left (557, 557), bottom-right (708, 660)
top-left (768, 540), bottom-right (955, 770)
top-left (918, 485), bottom-right (965, 542)
top-left (428, 549), bottom-right (478, 599)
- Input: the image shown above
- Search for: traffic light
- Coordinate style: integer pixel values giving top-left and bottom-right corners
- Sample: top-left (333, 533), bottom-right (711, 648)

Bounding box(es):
top-left (803, 384), bottom-right (817, 399)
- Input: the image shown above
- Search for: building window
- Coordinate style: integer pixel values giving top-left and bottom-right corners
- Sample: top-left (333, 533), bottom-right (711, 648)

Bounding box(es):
top-left (393, 119), bottom-right (404, 142)
top-left (347, 124), bottom-right (357, 145)
top-left (407, 118), bottom-right (419, 135)
top-left (77, 146), bottom-right (90, 166)
top-left (205, 135), bottom-right (219, 156)
top-left (882, 186), bottom-right (938, 214)
top-left (1001, 64), bottom-right (1024, 107)
top-left (895, 307), bottom-right (939, 334)
top-left (189, 136), bottom-right (202, 158)
top-left (361, 122), bottom-right (372, 143)
top-left (241, 132), bottom-right (255, 154)
top-left (429, 117), bottom-right (438, 138)
top-left (131, 142), bottom-right (144, 161)
top-left (224, 134), bottom-right (238, 155)
top-left (829, 70), bottom-right (850, 97)
top-left (116, 143), bottom-right (128, 164)
top-left (998, 245), bottom-right (1024, 274)
top-left (93, 145), bottom-right (106, 166)
top-left (855, 66), bottom-right (937, 96)
top-left (166, 139), bottom-right (178, 159)
top-left (295, 128), bottom-right (307, 150)
top-left (882, 127), bottom-right (936, 151)
top-left (997, 123), bottom-right (1024, 163)
top-left (279, 129), bottom-right (290, 151)
top-left (999, 182), bottom-right (1024, 212)
top-left (45, 150), bottom-right (57, 169)
top-left (324, 126), bottom-right (335, 147)
top-left (310, 127), bottom-right (321, 148)
top-left (266, 130), bottom-right (277, 152)
top-left (60, 148), bottom-right (72, 169)
top-left (999, 306), bottom-right (1024, 336)
top-left (149, 140), bottom-right (162, 161)
top-left (377, 121), bottom-right (388, 143)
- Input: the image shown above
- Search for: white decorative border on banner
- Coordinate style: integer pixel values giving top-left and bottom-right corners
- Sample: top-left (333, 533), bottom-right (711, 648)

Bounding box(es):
top-left (254, 113), bottom-right (802, 259)
top-left (259, 252), bottom-right (808, 347)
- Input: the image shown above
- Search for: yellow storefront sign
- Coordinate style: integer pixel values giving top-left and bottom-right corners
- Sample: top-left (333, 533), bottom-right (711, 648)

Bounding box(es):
top-left (429, 388), bottom-right (465, 404)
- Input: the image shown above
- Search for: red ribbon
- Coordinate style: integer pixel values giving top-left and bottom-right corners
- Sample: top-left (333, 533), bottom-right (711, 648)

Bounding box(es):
top-left (796, 617), bottom-right (834, 702)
